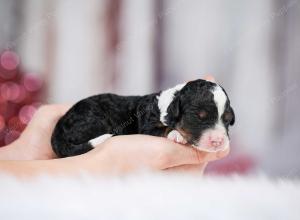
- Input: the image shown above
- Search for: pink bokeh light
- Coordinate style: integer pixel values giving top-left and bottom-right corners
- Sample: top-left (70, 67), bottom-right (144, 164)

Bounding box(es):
top-left (0, 50), bottom-right (44, 147)
top-left (0, 82), bottom-right (21, 101)
top-left (23, 74), bottom-right (43, 92)
top-left (0, 51), bottom-right (20, 71)
top-left (11, 85), bottom-right (27, 103)
top-left (18, 105), bottom-right (37, 124)
top-left (0, 82), bottom-right (20, 101)
top-left (4, 130), bottom-right (21, 145)
top-left (8, 116), bottom-right (25, 132)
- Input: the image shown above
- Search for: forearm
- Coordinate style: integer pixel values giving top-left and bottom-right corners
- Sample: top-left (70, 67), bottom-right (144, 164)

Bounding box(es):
top-left (0, 140), bottom-right (32, 160)
top-left (0, 138), bottom-right (57, 160)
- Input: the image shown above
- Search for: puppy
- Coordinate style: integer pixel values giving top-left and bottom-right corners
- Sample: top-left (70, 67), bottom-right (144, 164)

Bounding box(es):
top-left (51, 79), bottom-right (235, 157)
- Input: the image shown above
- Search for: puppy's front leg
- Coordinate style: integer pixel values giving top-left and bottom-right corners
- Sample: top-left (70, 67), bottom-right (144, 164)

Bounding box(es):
top-left (167, 130), bottom-right (187, 144)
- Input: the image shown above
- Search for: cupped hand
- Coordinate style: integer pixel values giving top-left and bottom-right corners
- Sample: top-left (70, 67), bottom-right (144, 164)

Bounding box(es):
top-left (82, 134), bottom-right (229, 174)
top-left (4, 104), bottom-right (71, 160)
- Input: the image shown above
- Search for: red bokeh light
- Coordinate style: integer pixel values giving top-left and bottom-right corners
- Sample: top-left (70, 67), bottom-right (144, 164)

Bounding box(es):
top-left (11, 84), bottom-right (27, 103)
top-left (0, 50), bottom-right (44, 147)
top-left (4, 130), bottom-right (21, 145)
top-left (0, 115), bottom-right (5, 132)
top-left (23, 74), bottom-right (43, 92)
top-left (0, 82), bottom-right (20, 101)
top-left (8, 116), bottom-right (26, 131)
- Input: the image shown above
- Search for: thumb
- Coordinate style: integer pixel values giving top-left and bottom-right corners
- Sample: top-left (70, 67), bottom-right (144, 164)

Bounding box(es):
top-left (166, 143), bottom-right (230, 168)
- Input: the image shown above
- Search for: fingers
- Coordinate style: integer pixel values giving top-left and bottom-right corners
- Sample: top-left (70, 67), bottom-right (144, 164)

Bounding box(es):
top-left (165, 163), bottom-right (208, 175)
top-left (27, 104), bottom-right (72, 127)
top-left (204, 74), bottom-right (216, 82)
top-left (96, 135), bottom-right (230, 172)
top-left (19, 104), bottom-right (72, 145)
top-left (141, 136), bottom-right (230, 169)
top-left (37, 104), bottom-right (72, 117)
top-left (163, 140), bottom-right (230, 168)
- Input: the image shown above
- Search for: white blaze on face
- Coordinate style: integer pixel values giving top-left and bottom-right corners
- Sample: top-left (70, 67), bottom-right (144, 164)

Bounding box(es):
top-left (157, 83), bottom-right (186, 125)
top-left (194, 85), bottom-right (230, 152)
top-left (213, 85), bottom-right (227, 120)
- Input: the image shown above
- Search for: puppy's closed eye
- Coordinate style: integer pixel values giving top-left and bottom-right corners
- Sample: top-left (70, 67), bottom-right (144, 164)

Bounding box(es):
top-left (198, 110), bottom-right (208, 119)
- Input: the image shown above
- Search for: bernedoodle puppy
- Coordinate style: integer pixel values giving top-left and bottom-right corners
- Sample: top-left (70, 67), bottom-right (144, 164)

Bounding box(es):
top-left (51, 79), bottom-right (235, 158)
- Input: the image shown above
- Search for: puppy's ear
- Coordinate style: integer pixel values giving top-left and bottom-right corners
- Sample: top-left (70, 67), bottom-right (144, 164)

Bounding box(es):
top-left (166, 96), bottom-right (181, 125)
top-left (171, 97), bottom-right (181, 118)
top-left (230, 106), bottom-right (235, 126)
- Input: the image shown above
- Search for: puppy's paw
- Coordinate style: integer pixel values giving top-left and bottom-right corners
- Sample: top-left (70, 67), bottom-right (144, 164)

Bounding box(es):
top-left (167, 130), bottom-right (187, 144)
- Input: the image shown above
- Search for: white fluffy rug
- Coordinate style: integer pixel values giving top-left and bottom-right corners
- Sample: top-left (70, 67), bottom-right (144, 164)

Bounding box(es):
top-left (0, 174), bottom-right (299, 220)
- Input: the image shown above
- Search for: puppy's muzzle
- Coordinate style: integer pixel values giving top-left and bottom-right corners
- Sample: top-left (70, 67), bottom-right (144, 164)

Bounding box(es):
top-left (193, 127), bottom-right (229, 152)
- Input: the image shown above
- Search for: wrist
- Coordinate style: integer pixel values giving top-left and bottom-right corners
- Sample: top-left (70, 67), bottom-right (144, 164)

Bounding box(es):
top-left (70, 149), bottom-right (109, 175)
top-left (79, 142), bottom-right (129, 175)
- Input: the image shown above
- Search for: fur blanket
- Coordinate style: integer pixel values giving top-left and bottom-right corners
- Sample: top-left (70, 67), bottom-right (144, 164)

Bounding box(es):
top-left (0, 174), bottom-right (299, 220)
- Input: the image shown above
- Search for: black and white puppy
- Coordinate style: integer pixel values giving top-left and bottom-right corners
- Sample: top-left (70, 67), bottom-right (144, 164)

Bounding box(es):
top-left (51, 79), bottom-right (235, 158)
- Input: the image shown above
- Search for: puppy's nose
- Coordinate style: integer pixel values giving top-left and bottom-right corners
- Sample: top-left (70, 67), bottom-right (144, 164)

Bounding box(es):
top-left (209, 136), bottom-right (224, 147)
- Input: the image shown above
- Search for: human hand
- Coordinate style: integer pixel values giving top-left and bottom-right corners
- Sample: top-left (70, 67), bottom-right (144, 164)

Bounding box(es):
top-left (0, 133), bottom-right (229, 177)
top-left (78, 134), bottom-right (230, 175)
top-left (0, 104), bottom-right (71, 160)
top-left (0, 75), bottom-right (229, 175)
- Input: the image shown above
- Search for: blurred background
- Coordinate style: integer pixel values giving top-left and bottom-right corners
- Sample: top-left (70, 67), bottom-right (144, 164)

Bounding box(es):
top-left (0, 0), bottom-right (299, 177)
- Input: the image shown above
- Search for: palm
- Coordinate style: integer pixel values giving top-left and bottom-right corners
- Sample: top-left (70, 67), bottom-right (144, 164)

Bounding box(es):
top-left (17, 105), bottom-right (71, 159)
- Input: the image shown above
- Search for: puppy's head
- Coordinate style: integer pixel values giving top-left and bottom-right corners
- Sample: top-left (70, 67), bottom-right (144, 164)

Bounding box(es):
top-left (158, 79), bottom-right (235, 152)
